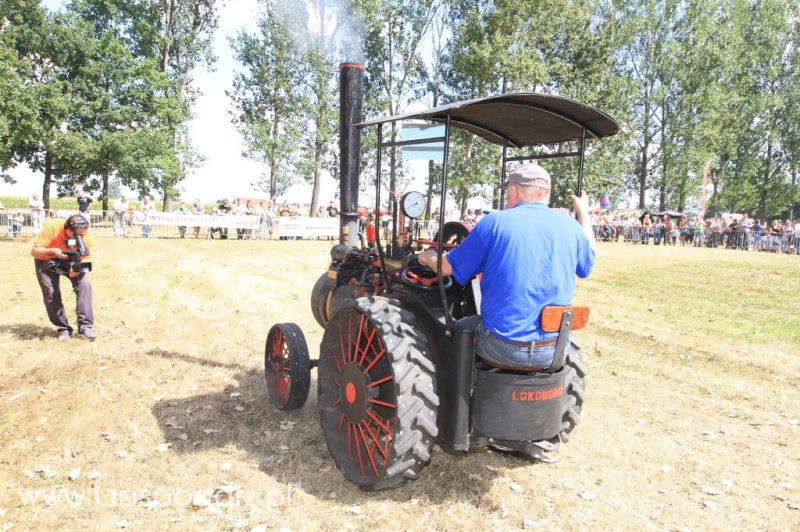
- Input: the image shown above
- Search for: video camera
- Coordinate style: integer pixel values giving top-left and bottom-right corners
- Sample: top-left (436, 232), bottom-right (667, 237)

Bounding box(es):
top-left (48, 234), bottom-right (92, 276)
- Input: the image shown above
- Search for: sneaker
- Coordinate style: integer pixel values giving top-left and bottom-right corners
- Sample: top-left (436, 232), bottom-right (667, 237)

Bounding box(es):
top-left (80, 327), bottom-right (97, 341)
top-left (58, 330), bottom-right (72, 341)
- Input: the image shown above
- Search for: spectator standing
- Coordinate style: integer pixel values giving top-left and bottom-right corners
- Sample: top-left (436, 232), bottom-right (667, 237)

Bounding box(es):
top-left (174, 201), bottom-right (189, 238)
top-left (192, 199), bottom-right (204, 238)
top-left (76, 191), bottom-right (93, 224)
top-left (234, 198), bottom-right (247, 240)
top-left (112, 195), bottom-right (128, 237)
top-left (753, 219), bottom-right (763, 250)
top-left (245, 200), bottom-right (258, 239)
top-left (260, 200), bottom-right (274, 240)
top-left (140, 195), bottom-right (155, 238)
top-left (792, 219), bottom-right (800, 254)
top-left (11, 211), bottom-right (24, 237)
top-left (641, 214), bottom-right (652, 244)
top-left (29, 193), bottom-right (45, 236)
top-left (278, 200), bottom-right (292, 217)
top-left (693, 216), bottom-right (704, 247)
top-left (326, 200), bottom-right (339, 218)
top-left (217, 199), bottom-right (232, 239)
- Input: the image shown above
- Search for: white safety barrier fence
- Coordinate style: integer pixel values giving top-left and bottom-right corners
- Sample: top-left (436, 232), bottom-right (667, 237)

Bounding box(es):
top-left (0, 209), bottom-right (340, 240)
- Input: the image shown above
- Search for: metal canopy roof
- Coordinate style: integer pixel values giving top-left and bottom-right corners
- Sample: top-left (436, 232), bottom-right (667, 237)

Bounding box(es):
top-left (357, 93), bottom-right (620, 147)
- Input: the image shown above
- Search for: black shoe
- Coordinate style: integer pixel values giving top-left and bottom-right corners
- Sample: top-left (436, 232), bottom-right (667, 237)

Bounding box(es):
top-left (58, 330), bottom-right (72, 341)
top-left (80, 327), bottom-right (97, 341)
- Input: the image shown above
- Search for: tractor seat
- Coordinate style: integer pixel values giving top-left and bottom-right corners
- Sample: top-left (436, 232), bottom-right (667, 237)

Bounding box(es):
top-left (477, 306), bottom-right (590, 374)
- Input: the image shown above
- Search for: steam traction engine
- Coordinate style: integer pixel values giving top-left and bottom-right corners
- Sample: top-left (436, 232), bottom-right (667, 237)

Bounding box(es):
top-left (264, 63), bottom-right (619, 490)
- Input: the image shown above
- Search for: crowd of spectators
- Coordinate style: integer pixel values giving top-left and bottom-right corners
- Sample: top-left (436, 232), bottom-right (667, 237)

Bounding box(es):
top-left (5, 192), bottom-right (799, 254)
top-left (591, 211), bottom-right (800, 254)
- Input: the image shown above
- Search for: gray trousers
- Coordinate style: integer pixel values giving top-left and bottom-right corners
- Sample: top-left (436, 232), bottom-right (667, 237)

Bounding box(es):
top-left (34, 260), bottom-right (94, 333)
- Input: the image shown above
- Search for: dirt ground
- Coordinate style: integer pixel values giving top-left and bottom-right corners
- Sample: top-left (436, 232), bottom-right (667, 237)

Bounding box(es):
top-left (1, 235), bottom-right (798, 531)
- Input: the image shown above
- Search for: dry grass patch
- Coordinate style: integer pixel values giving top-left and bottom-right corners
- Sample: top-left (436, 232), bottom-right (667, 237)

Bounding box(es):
top-left (1, 236), bottom-right (798, 530)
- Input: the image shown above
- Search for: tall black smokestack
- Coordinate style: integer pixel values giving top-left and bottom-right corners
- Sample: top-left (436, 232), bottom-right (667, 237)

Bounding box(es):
top-left (339, 63), bottom-right (363, 246)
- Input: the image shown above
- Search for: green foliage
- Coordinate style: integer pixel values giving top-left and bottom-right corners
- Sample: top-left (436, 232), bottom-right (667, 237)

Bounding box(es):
top-left (229, 1), bottom-right (306, 201)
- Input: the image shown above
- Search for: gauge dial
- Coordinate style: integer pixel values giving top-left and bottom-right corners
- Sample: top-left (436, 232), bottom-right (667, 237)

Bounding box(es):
top-left (401, 191), bottom-right (426, 219)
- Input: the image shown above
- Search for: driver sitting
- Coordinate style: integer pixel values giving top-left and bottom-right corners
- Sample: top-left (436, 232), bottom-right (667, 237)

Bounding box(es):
top-left (418, 163), bottom-right (596, 370)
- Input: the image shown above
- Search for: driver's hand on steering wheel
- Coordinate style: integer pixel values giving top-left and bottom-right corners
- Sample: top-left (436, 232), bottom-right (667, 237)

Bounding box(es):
top-left (418, 249), bottom-right (439, 271)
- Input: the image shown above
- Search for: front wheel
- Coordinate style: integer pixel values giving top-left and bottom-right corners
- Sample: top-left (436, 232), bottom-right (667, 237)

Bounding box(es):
top-left (264, 323), bottom-right (311, 411)
top-left (318, 297), bottom-right (439, 490)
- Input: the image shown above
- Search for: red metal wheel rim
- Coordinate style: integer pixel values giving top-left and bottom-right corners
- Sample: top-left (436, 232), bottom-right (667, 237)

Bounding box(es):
top-left (326, 309), bottom-right (396, 478)
top-left (269, 327), bottom-right (292, 407)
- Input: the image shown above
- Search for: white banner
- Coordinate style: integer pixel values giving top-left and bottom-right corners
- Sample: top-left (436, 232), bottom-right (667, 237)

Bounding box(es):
top-left (277, 217), bottom-right (339, 238)
top-left (130, 211), bottom-right (261, 229)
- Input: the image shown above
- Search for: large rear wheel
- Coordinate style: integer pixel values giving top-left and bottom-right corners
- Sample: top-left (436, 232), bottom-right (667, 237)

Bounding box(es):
top-left (318, 297), bottom-right (438, 490)
top-left (559, 338), bottom-right (587, 442)
top-left (265, 323), bottom-right (311, 411)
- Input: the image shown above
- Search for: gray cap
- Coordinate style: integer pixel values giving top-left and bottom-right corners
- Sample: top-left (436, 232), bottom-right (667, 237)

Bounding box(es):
top-left (501, 162), bottom-right (551, 190)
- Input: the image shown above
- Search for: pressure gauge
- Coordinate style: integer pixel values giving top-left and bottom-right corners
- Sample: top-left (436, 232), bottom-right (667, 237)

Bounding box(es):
top-left (401, 191), bottom-right (426, 219)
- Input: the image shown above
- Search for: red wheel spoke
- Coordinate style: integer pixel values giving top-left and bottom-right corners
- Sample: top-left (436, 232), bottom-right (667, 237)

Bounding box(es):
top-left (366, 375), bottom-right (393, 388)
top-left (331, 349), bottom-right (342, 373)
top-left (368, 398), bottom-right (396, 409)
top-left (338, 328), bottom-right (347, 369)
top-left (330, 377), bottom-right (340, 387)
top-left (331, 399), bottom-right (341, 408)
top-left (358, 424), bottom-right (380, 476)
top-left (361, 420), bottom-right (389, 462)
top-left (352, 422), bottom-right (366, 476)
top-left (352, 314), bottom-right (366, 363)
top-left (363, 347), bottom-right (386, 374)
top-left (358, 328), bottom-right (378, 366)
top-left (338, 413), bottom-right (345, 433)
top-left (367, 410), bottom-right (392, 434)
top-left (347, 311), bottom-right (353, 362)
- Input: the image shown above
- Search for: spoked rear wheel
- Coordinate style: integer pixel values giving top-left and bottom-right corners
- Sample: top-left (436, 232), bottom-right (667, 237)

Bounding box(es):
top-left (265, 323), bottom-right (311, 411)
top-left (318, 297), bottom-right (438, 490)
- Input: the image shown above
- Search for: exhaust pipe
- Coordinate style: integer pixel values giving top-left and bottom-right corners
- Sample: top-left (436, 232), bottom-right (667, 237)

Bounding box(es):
top-left (339, 63), bottom-right (363, 247)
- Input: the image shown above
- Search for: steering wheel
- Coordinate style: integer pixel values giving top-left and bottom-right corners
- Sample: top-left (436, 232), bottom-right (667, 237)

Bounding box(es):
top-left (412, 221), bottom-right (472, 251)
top-left (433, 221), bottom-right (471, 247)
top-left (400, 265), bottom-right (453, 291)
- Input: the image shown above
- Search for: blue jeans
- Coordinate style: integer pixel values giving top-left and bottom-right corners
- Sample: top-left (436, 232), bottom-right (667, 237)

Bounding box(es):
top-left (456, 315), bottom-right (556, 370)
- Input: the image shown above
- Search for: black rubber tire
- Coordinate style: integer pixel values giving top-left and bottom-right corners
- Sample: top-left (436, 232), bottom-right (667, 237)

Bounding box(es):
top-left (318, 296), bottom-right (439, 490)
top-left (311, 273), bottom-right (332, 327)
top-left (328, 283), bottom-right (357, 319)
top-left (265, 323), bottom-right (311, 411)
top-left (559, 338), bottom-right (587, 443)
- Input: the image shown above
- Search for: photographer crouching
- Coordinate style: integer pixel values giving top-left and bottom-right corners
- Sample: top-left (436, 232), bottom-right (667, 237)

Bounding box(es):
top-left (31, 214), bottom-right (96, 341)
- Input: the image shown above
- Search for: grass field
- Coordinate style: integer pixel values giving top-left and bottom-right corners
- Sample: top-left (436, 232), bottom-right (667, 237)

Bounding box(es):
top-left (1, 235), bottom-right (798, 531)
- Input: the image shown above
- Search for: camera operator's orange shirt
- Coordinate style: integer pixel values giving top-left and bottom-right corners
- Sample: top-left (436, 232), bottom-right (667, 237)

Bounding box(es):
top-left (32, 219), bottom-right (94, 261)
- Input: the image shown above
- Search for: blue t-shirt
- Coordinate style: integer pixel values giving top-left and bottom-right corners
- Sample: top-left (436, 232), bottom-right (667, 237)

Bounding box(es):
top-left (447, 202), bottom-right (595, 342)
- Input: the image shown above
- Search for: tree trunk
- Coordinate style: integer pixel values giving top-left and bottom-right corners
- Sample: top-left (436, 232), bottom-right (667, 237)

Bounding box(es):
top-left (102, 173), bottom-right (110, 219)
top-left (269, 112), bottom-right (281, 200)
top-left (759, 137), bottom-right (772, 218)
top-left (42, 151), bottom-right (53, 210)
top-left (310, 136), bottom-right (323, 217)
top-left (790, 164), bottom-right (797, 221)
top-left (638, 97), bottom-right (650, 209)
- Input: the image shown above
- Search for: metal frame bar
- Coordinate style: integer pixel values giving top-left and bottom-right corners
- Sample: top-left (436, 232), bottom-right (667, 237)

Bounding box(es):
top-left (374, 124), bottom-right (389, 290)
top-left (437, 113), bottom-right (453, 330)
top-left (577, 128), bottom-right (586, 196)
top-left (379, 136), bottom-right (446, 149)
top-left (505, 150), bottom-right (581, 162)
top-left (500, 140), bottom-right (508, 208)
